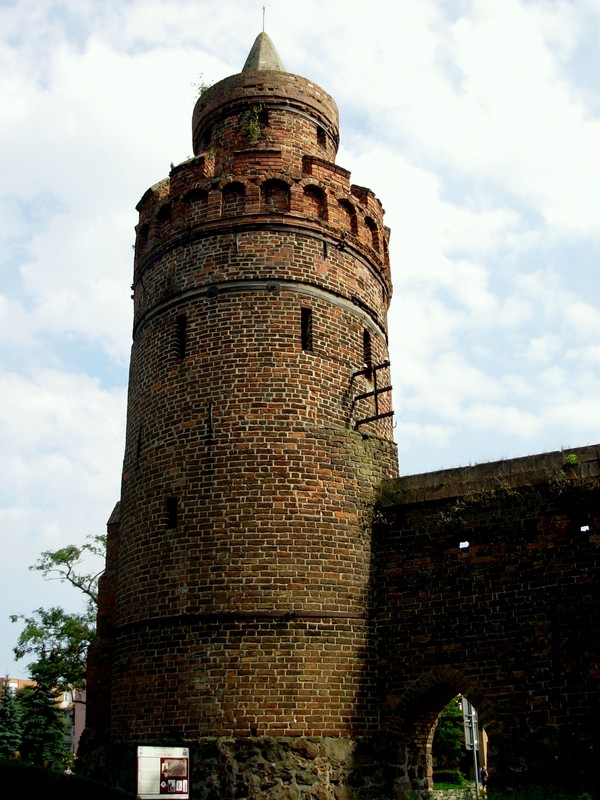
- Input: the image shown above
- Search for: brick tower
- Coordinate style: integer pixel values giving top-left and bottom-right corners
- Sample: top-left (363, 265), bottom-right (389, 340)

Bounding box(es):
top-left (82, 33), bottom-right (398, 798)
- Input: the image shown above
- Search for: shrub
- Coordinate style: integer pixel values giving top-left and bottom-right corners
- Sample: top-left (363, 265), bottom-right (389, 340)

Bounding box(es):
top-left (434, 768), bottom-right (467, 787)
top-left (0, 757), bottom-right (138, 799)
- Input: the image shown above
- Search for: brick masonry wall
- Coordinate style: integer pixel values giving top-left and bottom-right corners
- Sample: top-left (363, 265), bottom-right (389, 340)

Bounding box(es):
top-left (192, 71), bottom-right (340, 167)
top-left (109, 618), bottom-right (378, 739)
top-left (375, 444), bottom-right (600, 793)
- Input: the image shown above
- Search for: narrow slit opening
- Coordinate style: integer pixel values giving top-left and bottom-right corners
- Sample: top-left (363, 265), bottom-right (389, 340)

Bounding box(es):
top-left (301, 307), bottom-right (313, 352)
top-left (165, 497), bottom-right (178, 529)
top-left (135, 424), bottom-right (143, 461)
top-left (176, 314), bottom-right (187, 360)
top-left (363, 329), bottom-right (373, 379)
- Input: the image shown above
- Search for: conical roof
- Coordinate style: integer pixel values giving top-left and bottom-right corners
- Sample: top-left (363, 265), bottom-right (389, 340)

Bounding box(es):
top-left (242, 32), bottom-right (286, 72)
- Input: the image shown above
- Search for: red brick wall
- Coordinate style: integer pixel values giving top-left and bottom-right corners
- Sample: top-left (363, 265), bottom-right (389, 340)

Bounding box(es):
top-left (375, 445), bottom-right (600, 791)
top-left (109, 618), bottom-right (380, 739)
top-left (191, 71), bottom-right (340, 167)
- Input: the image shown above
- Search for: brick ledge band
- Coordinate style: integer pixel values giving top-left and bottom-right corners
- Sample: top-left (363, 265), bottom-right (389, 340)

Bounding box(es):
top-left (133, 277), bottom-right (387, 340)
top-left (133, 220), bottom-right (388, 294)
top-left (116, 609), bottom-right (369, 635)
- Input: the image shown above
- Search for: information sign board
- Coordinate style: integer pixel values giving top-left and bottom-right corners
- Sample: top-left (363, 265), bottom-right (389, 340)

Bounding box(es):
top-left (137, 746), bottom-right (190, 799)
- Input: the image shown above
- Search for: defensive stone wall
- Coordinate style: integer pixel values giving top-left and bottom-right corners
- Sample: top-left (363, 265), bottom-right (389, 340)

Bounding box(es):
top-left (374, 444), bottom-right (600, 794)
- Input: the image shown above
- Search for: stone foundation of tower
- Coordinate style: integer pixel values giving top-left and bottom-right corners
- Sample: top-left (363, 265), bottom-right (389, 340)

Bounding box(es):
top-left (79, 735), bottom-right (401, 799)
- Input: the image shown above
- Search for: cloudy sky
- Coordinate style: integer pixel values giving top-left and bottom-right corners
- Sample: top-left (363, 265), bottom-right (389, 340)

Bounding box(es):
top-left (2, 0), bottom-right (599, 677)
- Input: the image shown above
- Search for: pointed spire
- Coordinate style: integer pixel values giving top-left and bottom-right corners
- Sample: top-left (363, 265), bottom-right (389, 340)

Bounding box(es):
top-left (242, 32), bottom-right (286, 72)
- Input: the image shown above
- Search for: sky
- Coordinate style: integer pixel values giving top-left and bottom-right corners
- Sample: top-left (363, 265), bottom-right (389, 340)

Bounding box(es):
top-left (1, 0), bottom-right (599, 678)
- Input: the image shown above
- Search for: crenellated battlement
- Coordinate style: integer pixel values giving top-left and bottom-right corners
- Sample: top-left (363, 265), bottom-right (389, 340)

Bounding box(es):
top-left (134, 157), bottom-right (391, 295)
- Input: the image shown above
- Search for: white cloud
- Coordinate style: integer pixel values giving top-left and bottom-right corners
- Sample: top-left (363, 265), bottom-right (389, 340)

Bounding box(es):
top-left (466, 402), bottom-right (543, 438)
top-left (523, 334), bottom-right (563, 365)
top-left (328, 0), bottom-right (600, 238)
top-left (0, 365), bottom-right (125, 672)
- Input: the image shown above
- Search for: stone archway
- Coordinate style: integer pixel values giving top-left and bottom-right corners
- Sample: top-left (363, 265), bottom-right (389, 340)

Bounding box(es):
top-left (387, 668), bottom-right (495, 799)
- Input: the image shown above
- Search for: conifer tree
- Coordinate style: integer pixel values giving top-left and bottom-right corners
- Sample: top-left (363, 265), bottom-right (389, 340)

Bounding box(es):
top-left (433, 697), bottom-right (466, 767)
top-left (17, 682), bottom-right (67, 767)
top-left (0, 679), bottom-right (22, 758)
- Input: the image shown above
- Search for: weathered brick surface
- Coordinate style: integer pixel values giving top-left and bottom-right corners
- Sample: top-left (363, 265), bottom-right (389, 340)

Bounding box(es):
top-left (191, 71), bottom-right (340, 168)
top-left (375, 444), bottom-right (600, 793)
top-left (109, 618), bottom-right (378, 739)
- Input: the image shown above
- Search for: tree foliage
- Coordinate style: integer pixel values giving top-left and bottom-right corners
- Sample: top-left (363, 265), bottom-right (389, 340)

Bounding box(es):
top-left (29, 534), bottom-right (105, 607)
top-left (0, 679), bottom-right (22, 757)
top-left (10, 607), bottom-right (95, 691)
top-left (433, 697), bottom-right (466, 767)
top-left (18, 683), bottom-right (67, 767)
top-left (11, 534), bottom-right (105, 691)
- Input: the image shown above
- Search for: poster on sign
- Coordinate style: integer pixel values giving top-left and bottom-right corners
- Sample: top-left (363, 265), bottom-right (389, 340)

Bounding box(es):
top-left (137, 746), bottom-right (190, 799)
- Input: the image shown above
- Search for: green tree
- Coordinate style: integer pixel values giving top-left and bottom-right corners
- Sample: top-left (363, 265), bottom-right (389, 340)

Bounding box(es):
top-left (0, 679), bottom-right (22, 757)
top-left (10, 534), bottom-right (105, 691)
top-left (433, 697), bottom-right (465, 767)
top-left (17, 682), bottom-right (67, 767)
top-left (10, 607), bottom-right (95, 692)
top-left (29, 534), bottom-right (105, 607)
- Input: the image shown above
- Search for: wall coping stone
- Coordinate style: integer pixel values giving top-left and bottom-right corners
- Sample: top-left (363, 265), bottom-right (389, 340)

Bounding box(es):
top-left (382, 443), bottom-right (600, 506)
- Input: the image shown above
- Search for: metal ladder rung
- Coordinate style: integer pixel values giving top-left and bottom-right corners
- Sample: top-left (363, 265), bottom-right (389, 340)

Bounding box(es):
top-left (355, 410), bottom-right (394, 428)
top-left (353, 385), bottom-right (393, 403)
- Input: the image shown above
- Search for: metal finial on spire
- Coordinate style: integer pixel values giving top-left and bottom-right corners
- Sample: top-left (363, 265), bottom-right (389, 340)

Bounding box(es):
top-left (262, 5), bottom-right (265, 33)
